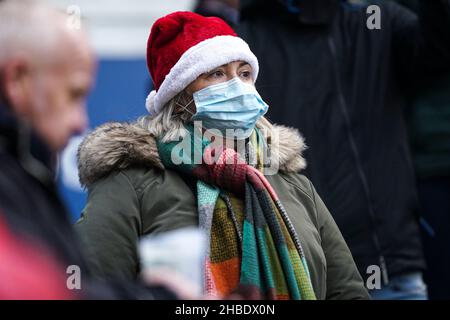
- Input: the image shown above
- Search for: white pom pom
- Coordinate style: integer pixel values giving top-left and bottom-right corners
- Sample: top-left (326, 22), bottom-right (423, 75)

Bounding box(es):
top-left (145, 90), bottom-right (157, 115)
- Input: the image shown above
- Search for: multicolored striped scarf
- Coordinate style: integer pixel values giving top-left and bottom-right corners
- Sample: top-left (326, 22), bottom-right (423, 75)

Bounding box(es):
top-left (157, 125), bottom-right (316, 299)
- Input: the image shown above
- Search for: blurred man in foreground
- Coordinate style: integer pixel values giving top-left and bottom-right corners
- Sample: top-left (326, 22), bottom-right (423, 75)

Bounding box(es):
top-left (0, 0), bottom-right (177, 299)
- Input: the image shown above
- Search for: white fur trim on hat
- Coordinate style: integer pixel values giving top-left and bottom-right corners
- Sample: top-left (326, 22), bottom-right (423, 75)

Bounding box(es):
top-left (145, 90), bottom-right (157, 115)
top-left (146, 35), bottom-right (259, 116)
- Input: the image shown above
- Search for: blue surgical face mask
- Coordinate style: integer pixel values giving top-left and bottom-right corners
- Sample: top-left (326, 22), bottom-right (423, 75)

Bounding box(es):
top-left (187, 77), bottom-right (269, 140)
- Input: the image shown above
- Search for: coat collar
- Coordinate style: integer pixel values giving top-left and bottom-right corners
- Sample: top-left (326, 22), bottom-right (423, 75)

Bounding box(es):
top-left (77, 120), bottom-right (308, 188)
top-left (0, 101), bottom-right (57, 187)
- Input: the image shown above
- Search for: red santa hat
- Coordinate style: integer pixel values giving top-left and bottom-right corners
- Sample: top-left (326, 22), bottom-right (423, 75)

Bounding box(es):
top-left (145, 11), bottom-right (259, 116)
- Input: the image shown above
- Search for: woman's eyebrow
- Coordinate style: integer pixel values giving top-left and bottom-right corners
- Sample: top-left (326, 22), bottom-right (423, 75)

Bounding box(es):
top-left (239, 62), bottom-right (251, 68)
top-left (208, 65), bottom-right (226, 71)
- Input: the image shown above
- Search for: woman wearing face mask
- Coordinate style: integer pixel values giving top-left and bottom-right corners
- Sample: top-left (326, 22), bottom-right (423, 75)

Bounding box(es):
top-left (75, 11), bottom-right (369, 300)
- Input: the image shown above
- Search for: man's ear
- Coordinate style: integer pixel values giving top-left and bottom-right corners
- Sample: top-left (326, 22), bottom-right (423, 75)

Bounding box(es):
top-left (2, 58), bottom-right (33, 116)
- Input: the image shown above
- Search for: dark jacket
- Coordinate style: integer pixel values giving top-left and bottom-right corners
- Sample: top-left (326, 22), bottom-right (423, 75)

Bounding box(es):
top-left (407, 74), bottom-right (450, 178)
top-left (75, 121), bottom-right (370, 300)
top-left (0, 103), bottom-right (175, 299)
top-left (393, 1), bottom-right (450, 179)
top-left (235, 0), bottom-right (450, 282)
top-left (0, 105), bottom-right (83, 270)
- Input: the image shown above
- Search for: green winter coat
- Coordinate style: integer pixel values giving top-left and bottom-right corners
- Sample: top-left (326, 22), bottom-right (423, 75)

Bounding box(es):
top-left (75, 121), bottom-right (370, 300)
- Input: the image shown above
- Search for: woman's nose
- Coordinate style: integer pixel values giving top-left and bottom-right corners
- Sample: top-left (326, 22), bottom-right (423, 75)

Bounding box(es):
top-left (226, 72), bottom-right (239, 81)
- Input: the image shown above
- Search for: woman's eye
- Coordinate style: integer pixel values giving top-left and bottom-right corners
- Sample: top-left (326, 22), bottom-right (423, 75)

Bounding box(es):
top-left (209, 70), bottom-right (224, 78)
top-left (240, 71), bottom-right (251, 79)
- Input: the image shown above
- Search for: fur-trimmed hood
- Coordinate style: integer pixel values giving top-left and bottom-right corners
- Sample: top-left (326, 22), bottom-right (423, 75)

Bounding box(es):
top-left (77, 121), bottom-right (307, 188)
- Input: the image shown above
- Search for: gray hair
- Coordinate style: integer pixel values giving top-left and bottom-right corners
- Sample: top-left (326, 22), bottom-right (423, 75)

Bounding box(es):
top-left (0, 0), bottom-right (78, 67)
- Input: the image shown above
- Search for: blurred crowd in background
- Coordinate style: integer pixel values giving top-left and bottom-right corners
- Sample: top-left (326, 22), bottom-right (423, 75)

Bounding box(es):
top-left (0, 0), bottom-right (449, 300)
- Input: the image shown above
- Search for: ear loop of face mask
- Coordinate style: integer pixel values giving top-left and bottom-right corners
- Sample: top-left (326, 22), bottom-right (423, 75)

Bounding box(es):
top-left (175, 94), bottom-right (194, 118)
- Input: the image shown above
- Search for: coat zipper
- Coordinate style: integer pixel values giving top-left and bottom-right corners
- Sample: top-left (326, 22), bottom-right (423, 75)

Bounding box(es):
top-left (328, 36), bottom-right (389, 286)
